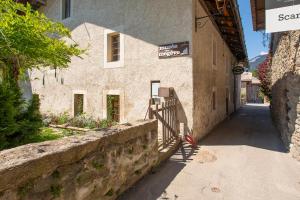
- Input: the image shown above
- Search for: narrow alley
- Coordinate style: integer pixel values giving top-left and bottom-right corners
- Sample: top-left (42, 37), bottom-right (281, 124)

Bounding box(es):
top-left (119, 104), bottom-right (300, 200)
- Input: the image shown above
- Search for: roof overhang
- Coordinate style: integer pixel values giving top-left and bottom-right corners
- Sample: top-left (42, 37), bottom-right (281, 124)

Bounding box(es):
top-left (250, 0), bottom-right (265, 31)
top-left (201, 0), bottom-right (248, 63)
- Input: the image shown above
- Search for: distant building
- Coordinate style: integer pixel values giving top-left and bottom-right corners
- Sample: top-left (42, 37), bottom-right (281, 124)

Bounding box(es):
top-left (241, 72), bottom-right (262, 104)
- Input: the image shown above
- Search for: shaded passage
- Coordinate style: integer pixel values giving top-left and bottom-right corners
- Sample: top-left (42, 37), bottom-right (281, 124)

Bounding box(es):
top-left (119, 104), bottom-right (300, 200)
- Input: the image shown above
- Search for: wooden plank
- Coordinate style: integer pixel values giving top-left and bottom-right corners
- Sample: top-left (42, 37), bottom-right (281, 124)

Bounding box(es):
top-left (149, 99), bottom-right (153, 119)
top-left (154, 112), bottom-right (177, 137)
top-left (161, 102), bottom-right (166, 147)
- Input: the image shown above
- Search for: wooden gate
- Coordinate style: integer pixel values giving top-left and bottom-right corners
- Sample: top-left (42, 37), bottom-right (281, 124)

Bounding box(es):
top-left (149, 98), bottom-right (179, 148)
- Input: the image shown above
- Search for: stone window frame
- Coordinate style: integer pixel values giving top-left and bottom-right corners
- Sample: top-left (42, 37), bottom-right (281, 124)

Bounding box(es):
top-left (104, 27), bottom-right (125, 69)
top-left (102, 89), bottom-right (125, 123)
top-left (61, 0), bottom-right (73, 21)
top-left (72, 90), bottom-right (87, 117)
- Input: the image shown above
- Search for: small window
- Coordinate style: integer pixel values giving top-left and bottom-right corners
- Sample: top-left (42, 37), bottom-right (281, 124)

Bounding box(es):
top-left (151, 81), bottom-right (160, 105)
top-left (213, 39), bottom-right (217, 66)
top-left (212, 91), bottom-right (216, 110)
top-left (107, 95), bottom-right (120, 122)
top-left (74, 94), bottom-right (84, 116)
top-left (62, 0), bottom-right (71, 20)
top-left (107, 33), bottom-right (120, 62)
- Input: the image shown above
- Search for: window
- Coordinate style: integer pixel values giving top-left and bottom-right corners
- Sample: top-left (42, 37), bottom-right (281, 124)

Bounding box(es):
top-left (213, 39), bottom-right (217, 66)
top-left (107, 33), bottom-right (120, 62)
top-left (151, 81), bottom-right (160, 105)
top-left (107, 95), bottom-right (120, 122)
top-left (104, 28), bottom-right (124, 68)
top-left (62, 0), bottom-right (71, 20)
top-left (212, 91), bottom-right (216, 110)
top-left (74, 94), bottom-right (84, 116)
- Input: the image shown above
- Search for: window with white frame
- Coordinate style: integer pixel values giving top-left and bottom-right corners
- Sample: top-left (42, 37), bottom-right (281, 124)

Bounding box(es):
top-left (151, 81), bottom-right (160, 105)
top-left (62, 0), bottom-right (71, 20)
top-left (107, 33), bottom-right (120, 62)
top-left (74, 94), bottom-right (84, 116)
top-left (104, 28), bottom-right (124, 68)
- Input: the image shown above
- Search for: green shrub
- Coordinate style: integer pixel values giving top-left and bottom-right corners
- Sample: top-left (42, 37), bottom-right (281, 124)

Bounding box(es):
top-left (69, 114), bottom-right (97, 129)
top-left (57, 112), bottom-right (69, 125)
top-left (0, 71), bottom-right (43, 150)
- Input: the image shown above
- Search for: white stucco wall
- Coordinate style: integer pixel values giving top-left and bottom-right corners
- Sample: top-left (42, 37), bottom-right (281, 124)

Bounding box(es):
top-left (31, 0), bottom-right (194, 129)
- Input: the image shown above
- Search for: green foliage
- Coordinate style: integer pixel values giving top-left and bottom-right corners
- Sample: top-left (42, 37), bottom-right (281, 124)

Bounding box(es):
top-left (0, 0), bottom-right (83, 75)
top-left (69, 114), bottom-right (97, 129)
top-left (0, 79), bottom-right (20, 149)
top-left (48, 113), bottom-right (117, 129)
top-left (251, 69), bottom-right (258, 78)
top-left (0, 0), bottom-right (83, 150)
top-left (0, 69), bottom-right (44, 150)
top-left (50, 184), bottom-right (62, 198)
top-left (18, 181), bottom-right (34, 197)
top-left (57, 112), bottom-right (69, 125)
top-left (52, 170), bottom-right (60, 179)
top-left (258, 56), bottom-right (272, 100)
top-left (105, 189), bottom-right (114, 197)
top-left (92, 160), bottom-right (104, 170)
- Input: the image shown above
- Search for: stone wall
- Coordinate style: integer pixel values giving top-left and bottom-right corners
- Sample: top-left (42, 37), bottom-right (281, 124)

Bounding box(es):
top-left (0, 120), bottom-right (158, 200)
top-left (270, 31), bottom-right (300, 161)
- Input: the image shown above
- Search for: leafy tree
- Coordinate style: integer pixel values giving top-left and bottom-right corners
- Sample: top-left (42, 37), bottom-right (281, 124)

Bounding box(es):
top-left (258, 56), bottom-right (272, 100)
top-left (251, 69), bottom-right (258, 78)
top-left (0, 0), bottom-right (83, 149)
top-left (0, 0), bottom-right (83, 78)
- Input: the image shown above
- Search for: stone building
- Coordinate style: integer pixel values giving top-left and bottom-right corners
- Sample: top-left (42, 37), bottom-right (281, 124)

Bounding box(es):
top-left (29, 0), bottom-right (247, 140)
top-left (251, 0), bottom-right (300, 160)
top-left (241, 72), bottom-right (262, 104)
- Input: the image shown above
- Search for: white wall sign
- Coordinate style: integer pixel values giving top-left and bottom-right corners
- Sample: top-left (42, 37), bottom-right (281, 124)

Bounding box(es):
top-left (266, 0), bottom-right (300, 33)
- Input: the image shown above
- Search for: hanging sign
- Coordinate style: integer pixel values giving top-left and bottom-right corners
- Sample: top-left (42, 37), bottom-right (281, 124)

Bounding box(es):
top-left (158, 41), bottom-right (189, 59)
top-left (266, 0), bottom-right (300, 33)
top-left (232, 66), bottom-right (244, 75)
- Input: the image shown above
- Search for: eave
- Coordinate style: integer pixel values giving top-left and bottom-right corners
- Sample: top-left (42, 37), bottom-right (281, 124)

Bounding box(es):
top-left (201, 0), bottom-right (248, 63)
top-left (250, 0), bottom-right (265, 31)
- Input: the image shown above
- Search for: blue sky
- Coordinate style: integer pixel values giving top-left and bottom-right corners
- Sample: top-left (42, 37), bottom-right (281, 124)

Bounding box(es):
top-left (237, 0), bottom-right (269, 59)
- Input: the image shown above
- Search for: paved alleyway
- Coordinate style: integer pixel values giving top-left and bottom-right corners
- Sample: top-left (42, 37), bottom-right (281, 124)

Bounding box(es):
top-left (119, 104), bottom-right (300, 200)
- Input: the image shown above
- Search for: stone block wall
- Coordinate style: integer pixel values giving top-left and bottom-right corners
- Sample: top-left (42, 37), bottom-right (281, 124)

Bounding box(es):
top-left (0, 120), bottom-right (158, 200)
top-left (271, 31), bottom-right (300, 161)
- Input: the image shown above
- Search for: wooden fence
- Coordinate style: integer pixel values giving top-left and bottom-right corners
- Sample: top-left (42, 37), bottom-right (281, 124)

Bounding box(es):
top-left (149, 98), bottom-right (179, 148)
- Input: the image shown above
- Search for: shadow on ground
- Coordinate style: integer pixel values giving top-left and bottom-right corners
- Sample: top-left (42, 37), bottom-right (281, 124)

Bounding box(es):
top-left (118, 144), bottom-right (199, 200)
top-left (119, 104), bottom-right (289, 200)
top-left (200, 104), bottom-right (287, 153)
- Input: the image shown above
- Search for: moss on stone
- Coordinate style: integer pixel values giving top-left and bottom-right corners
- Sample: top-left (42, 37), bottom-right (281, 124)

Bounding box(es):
top-left (134, 170), bottom-right (142, 175)
top-left (52, 170), bottom-right (60, 179)
top-left (50, 184), bottom-right (62, 198)
top-left (128, 147), bottom-right (134, 154)
top-left (105, 188), bottom-right (114, 197)
top-left (18, 181), bottom-right (34, 198)
top-left (92, 160), bottom-right (104, 170)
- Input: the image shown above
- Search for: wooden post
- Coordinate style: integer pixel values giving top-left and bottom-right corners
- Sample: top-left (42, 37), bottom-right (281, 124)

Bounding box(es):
top-left (162, 102), bottom-right (166, 147)
top-left (175, 99), bottom-right (178, 134)
top-left (149, 99), bottom-right (153, 119)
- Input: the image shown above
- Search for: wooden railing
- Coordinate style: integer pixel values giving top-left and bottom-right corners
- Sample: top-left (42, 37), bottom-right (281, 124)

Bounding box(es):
top-left (149, 98), bottom-right (179, 148)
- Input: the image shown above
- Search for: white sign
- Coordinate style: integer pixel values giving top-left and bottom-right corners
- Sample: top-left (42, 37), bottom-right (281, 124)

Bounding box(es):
top-left (266, 0), bottom-right (300, 33)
